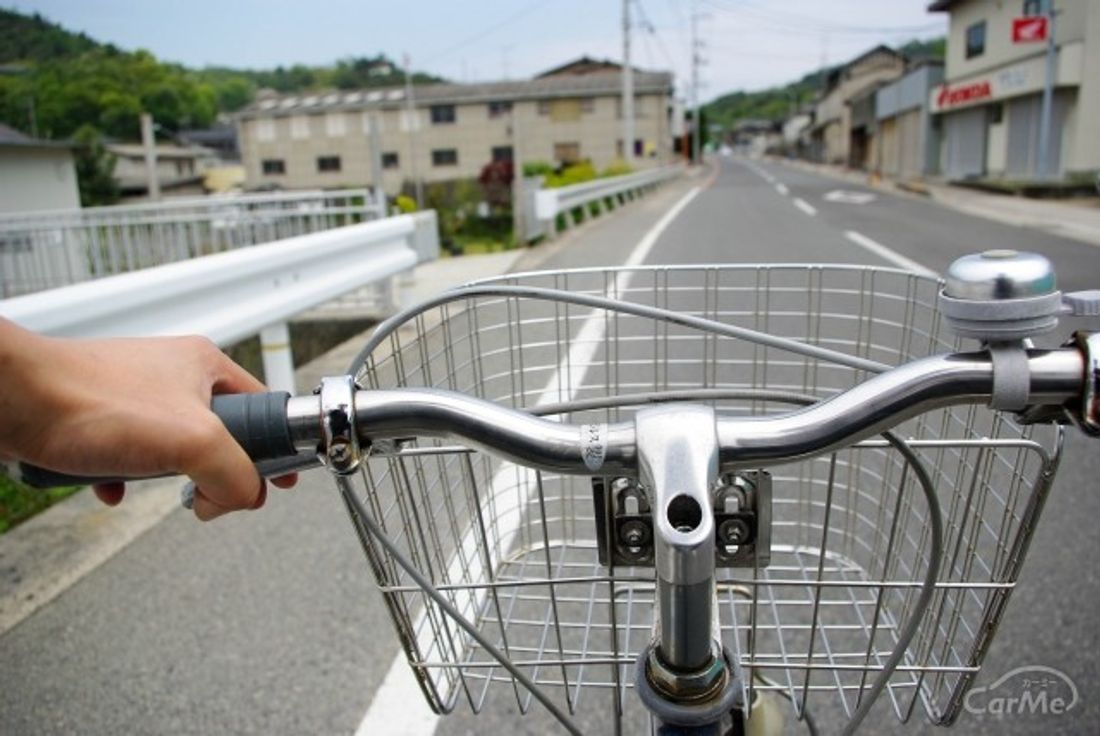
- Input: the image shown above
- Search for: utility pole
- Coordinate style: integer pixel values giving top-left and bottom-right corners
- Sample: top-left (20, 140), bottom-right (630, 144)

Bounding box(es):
top-left (368, 111), bottom-right (384, 209)
top-left (622, 0), bottom-right (635, 164)
top-left (1036, 0), bottom-right (1057, 180)
top-left (140, 112), bottom-right (161, 202)
top-left (691, 6), bottom-right (702, 164)
top-left (511, 105), bottom-right (524, 246)
top-left (403, 54), bottom-right (424, 209)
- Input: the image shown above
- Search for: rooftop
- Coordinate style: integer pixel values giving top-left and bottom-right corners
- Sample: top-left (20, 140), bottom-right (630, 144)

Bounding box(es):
top-left (238, 70), bottom-right (673, 119)
top-left (0, 123), bottom-right (71, 150)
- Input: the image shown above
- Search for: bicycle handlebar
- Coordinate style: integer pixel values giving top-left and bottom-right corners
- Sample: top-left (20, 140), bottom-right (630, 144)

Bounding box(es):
top-left (16, 344), bottom-right (1092, 490)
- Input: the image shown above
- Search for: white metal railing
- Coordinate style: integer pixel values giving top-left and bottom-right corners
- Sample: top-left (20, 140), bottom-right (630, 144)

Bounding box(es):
top-left (531, 165), bottom-right (684, 236)
top-left (0, 211), bottom-right (439, 392)
top-left (0, 189), bottom-right (387, 298)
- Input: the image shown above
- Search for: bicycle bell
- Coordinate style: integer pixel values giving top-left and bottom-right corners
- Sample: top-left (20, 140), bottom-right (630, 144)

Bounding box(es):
top-left (939, 250), bottom-right (1064, 342)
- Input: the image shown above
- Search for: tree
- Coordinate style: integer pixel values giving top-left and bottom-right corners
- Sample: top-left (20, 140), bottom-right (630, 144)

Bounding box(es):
top-left (72, 125), bottom-right (118, 206)
top-left (478, 159), bottom-right (513, 210)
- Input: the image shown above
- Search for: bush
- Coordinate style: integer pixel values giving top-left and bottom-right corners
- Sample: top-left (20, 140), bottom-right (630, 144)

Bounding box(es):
top-left (601, 159), bottom-right (633, 178)
top-left (522, 160), bottom-right (554, 177)
top-left (545, 161), bottom-right (597, 189)
top-left (394, 194), bottom-right (417, 213)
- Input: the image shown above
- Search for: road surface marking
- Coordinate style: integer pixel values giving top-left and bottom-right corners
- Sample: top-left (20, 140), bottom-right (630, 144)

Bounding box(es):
top-left (844, 230), bottom-right (938, 278)
top-left (354, 184), bottom-right (704, 736)
top-left (793, 198), bottom-right (817, 216)
top-left (775, 183), bottom-right (789, 196)
top-left (824, 190), bottom-right (877, 204)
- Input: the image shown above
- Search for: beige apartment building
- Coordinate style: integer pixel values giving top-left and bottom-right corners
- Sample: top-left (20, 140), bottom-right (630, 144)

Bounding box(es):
top-left (929, 0), bottom-right (1100, 181)
top-left (236, 60), bottom-right (674, 193)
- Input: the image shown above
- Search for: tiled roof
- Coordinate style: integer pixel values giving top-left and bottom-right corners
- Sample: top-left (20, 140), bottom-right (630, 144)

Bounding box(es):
top-left (0, 122), bottom-right (71, 149)
top-left (238, 71), bottom-right (674, 119)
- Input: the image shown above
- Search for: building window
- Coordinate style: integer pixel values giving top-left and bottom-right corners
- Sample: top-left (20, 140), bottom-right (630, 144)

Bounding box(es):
top-left (491, 146), bottom-right (513, 162)
top-left (290, 115), bottom-right (310, 140)
top-left (317, 155), bottom-right (342, 172)
top-left (432, 148), bottom-right (458, 166)
top-left (382, 152), bottom-right (399, 169)
top-left (256, 119), bottom-right (275, 142)
top-left (430, 104), bottom-right (456, 124)
top-left (262, 159), bottom-right (286, 175)
top-left (488, 101), bottom-right (512, 118)
top-left (325, 112), bottom-right (346, 137)
top-left (989, 103), bottom-right (1004, 124)
top-left (553, 142), bottom-right (581, 164)
top-left (400, 110), bottom-right (421, 131)
top-left (966, 21), bottom-right (986, 59)
top-left (1023, 0), bottom-right (1042, 15)
top-left (581, 98), bottom-right (594, 114)
top-left (537, 100), bottom-right (551, 116)
top-left (616, 139), bottom-right (644, 157)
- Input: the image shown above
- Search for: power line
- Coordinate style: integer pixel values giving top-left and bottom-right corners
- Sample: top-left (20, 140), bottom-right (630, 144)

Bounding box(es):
top-left (702, 0), bottom-right (944, 37)
top-left (423, 0), bottom-right (550, 66)
top-left (636, 0), bottom-right (680, 74)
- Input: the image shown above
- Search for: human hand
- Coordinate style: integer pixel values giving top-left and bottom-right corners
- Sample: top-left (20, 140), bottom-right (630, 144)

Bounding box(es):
top-left (0, 319), bottom-right (297, 520)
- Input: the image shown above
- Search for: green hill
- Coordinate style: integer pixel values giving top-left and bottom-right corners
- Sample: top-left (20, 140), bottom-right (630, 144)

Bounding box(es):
top-left (0, 7), bottom-right (443, 141)
top-left (704, 37), bottom-right (945, 131)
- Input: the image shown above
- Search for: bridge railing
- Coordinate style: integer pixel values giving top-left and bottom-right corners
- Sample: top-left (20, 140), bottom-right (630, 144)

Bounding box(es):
top-left (0, 211), bottom-right (438, 393)
top-left (0, 189), bottom-right (387, 298)
top-left (529, 164), bottom-right (684, 238)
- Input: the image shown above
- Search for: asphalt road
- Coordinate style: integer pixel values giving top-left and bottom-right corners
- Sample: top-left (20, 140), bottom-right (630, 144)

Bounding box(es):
top-left (2, 156), bottom-right (1098, 736)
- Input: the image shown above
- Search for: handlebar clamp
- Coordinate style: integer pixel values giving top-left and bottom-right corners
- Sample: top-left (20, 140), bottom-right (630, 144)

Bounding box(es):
top-left (317, 375), bottom-right (363, 474)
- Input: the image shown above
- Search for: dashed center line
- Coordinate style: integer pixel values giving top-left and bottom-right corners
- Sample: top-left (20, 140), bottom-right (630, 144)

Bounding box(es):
top-left (793, 198), bottom-right (817, 216)
top-left (844, 230), bottom-right (938, 277)
top-left (775, 183), bottom-right (789, 196)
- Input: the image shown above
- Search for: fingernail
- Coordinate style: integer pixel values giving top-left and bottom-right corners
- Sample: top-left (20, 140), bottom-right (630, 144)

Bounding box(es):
top-left (251, 480), bottom-right (267, 510)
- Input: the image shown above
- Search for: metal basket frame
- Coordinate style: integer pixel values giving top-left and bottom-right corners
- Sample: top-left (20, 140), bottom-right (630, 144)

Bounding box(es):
top-left (338, 264), bottom-right (1061, 732)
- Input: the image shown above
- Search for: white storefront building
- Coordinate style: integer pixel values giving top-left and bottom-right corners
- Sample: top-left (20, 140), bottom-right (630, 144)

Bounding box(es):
top-left (929, 0), bottom-right (1100, 182)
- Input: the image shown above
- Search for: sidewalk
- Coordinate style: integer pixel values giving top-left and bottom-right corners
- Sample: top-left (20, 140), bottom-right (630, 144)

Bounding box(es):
top-left (773, 156), bottom-right (1100, 248)
top-left (0, 248), bottom-right (526, 637)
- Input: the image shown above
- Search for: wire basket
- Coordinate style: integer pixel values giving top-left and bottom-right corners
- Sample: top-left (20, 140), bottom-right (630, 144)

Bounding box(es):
top-left (340, 264), bottom-right (1062, 732)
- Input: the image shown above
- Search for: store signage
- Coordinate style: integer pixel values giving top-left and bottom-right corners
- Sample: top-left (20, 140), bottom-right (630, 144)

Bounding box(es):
top-left (1012, 16), bottom-right (1048, 43)
top-left (937, 80), bottom-right (993, 109)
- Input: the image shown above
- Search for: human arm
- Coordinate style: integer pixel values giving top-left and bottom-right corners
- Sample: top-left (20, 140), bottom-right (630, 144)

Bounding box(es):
top-left (0, 318), bottom-right (296, 521)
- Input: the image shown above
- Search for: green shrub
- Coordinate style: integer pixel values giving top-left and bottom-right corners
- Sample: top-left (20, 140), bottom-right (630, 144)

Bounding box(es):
top-left (546, 161), bottom-right (597, 189)
top-left (601, 159), bottom-right (633, 178)
top-left (522, 160), bottom-right (554, 177)
top-left (394, 194), bottom-right (417, 213)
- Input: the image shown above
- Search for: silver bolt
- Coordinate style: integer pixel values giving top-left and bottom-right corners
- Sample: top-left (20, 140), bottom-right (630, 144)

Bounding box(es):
top-left (719, 518), bottom-right (750, 545)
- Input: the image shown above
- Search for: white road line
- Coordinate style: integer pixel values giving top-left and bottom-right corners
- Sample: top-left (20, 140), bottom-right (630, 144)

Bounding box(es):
top-left (844, 230), bottom-right (938, 278)
top-left (354, 184), bottom-right (704, 736)
top-left (775, 183), bottom-right (789, 196)
top-left (793, 198), bottom-right (817, 216)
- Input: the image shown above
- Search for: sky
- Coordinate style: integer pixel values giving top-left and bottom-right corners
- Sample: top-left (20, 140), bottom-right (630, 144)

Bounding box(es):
top-left (6, 0), bottom-right (948, 102)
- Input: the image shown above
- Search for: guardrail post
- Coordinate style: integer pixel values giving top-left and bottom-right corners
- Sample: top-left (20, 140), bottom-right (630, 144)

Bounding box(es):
top-left (260, 322), bottom-right (296, 393)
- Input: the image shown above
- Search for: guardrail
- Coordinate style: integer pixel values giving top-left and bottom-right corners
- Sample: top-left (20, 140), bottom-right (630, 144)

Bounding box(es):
top-left (0, 189), bottom-right (387, 298)
top-left (530, 164), bottom-right (684, 238)
top-left (0, 211), bottom-right (438, 393)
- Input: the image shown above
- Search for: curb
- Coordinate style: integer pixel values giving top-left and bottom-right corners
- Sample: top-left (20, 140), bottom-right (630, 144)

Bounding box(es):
top-left (0, 477), bottom-right (180, 636)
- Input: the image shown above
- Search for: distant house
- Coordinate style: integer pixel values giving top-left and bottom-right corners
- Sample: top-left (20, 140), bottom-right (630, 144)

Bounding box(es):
top-left (235, 57), bottom-right (676, 193)
top-left (875, 60), bottom-right (945, 180)
top-left (810, 46), bottom-right (906, 166)
top-left (106, 142), bottom-right (220, 201)
top-left (0, 123), bottom-right (79, 213)
top-left (177, 122), bottom-right (239, 162)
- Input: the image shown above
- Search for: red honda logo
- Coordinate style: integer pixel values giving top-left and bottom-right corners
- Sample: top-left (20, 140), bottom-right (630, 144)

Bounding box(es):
top-left (937, 80), bottom-right (993, 109)
top-left (1013, 16), bottom-right (1048, 43)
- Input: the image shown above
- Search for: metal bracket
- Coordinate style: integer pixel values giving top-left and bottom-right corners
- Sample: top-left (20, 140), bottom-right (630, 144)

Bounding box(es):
top-left (593, 470), bottom-right (771, 569)
top-left (317, 375), bottom-right (363, 475)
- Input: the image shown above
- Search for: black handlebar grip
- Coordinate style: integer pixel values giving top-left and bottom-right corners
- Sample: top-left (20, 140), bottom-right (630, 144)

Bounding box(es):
top-left (210, 391), bottom-right (296, 462)
top-left (17, 391), bottom-right (297, 489)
